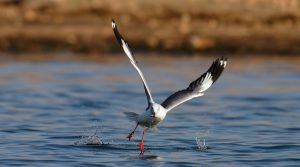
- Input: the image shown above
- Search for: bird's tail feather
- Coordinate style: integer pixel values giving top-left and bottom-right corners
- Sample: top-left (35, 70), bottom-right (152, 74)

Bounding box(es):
top-left (123, 112), bottom-right (139, 122)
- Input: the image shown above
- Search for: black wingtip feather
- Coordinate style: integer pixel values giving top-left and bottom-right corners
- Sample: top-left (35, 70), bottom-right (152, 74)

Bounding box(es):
top-left (210, 57), bottom-right (227, 83)
top-left (111, 19), bottom-right (123, 45)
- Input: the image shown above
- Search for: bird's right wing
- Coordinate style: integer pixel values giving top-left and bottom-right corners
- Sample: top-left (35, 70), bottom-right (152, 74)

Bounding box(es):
top-left (112, 19), bottom-right (155, 109)
top-left (161, 57), bottom-right (227, 112)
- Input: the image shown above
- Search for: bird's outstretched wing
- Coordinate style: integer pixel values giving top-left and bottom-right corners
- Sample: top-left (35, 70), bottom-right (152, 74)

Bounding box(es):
top-left (161, 57), bottom-right (227, 112)
top-left (112, 19), bottom-right (154, 109)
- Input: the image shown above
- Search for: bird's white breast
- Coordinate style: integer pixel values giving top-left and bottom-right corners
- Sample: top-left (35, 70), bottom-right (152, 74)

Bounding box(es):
top-left (138, 103), bottom-right (167, 128)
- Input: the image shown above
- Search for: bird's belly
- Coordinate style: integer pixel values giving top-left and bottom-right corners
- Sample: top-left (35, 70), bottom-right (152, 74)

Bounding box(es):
top-left (139, 117), bottom-right (161, 128)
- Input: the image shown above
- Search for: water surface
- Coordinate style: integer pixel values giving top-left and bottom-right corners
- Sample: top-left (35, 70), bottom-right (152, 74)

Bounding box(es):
top-left (0, 56), bottom-right (299, 166)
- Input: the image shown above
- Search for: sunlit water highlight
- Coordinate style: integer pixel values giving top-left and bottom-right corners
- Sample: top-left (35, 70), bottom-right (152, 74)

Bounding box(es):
top-left (0, 56), bottom-right (299, 166)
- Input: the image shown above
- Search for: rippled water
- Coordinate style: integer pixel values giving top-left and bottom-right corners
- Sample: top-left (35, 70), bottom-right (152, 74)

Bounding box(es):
top-left (0, 56), bottom-right (299, 166)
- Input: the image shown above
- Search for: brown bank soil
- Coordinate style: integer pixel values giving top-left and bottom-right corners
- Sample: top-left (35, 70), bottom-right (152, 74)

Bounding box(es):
top-left (0, 0), bottom-right (300, 55)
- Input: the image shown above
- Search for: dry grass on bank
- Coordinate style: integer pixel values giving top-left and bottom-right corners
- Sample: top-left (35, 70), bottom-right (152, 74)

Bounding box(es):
top-left (0, 0), bottom-right (300, 55)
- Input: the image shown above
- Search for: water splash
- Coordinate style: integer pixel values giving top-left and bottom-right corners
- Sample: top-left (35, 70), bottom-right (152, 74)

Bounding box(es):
top-left (195, 131), bottom-right (209, 150)
top-left (195, 137), bottom-right (208, 150)
top-left (76, 134), bottom-right (103, 145)
top-left (75, 120), bottom-right (107, 145)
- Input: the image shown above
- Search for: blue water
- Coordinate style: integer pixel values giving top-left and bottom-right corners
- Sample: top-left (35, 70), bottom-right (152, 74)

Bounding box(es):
top-left (0, 56), bottom-right (299, 166)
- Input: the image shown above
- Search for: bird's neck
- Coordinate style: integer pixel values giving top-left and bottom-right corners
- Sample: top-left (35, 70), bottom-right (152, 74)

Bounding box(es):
top-left (152, 103), bottom-right (167, 120)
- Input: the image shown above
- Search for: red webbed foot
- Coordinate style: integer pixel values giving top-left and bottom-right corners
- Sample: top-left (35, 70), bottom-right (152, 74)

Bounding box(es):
top-left (127, 123), bottom-right (139, 141)
top-left (126, 132), bottom-right (134, 141)
top-left (138, 128), bottom-right (147, 154)
top-left (139, 140), bottom-right (144, 155)
top-left (139, 150), bottom-right (144, 155)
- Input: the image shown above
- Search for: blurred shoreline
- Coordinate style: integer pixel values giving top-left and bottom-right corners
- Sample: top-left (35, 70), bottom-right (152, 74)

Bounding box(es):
top-left (1, 52), bottom-right (300, 65)
top-left (0, 0), bottom-right (300, 55)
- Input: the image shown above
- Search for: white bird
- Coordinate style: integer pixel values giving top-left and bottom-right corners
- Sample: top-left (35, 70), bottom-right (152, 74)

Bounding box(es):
top-left (111, 19), bottom-right (227, 155)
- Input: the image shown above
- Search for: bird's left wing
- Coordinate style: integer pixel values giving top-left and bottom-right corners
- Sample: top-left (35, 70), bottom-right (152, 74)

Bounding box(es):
top-left (161, 57), bottom-right (227, 112)
top-left (112, 19), bottom-right (154, 109)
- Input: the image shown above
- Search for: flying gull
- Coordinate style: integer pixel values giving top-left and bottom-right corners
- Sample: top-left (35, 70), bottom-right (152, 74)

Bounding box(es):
top-left (111, 19), bottom-right (227, 155)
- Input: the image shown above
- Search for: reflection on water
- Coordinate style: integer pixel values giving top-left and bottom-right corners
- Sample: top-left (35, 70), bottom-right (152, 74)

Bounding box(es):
top-left (0, 55), bottom-right (299, 166)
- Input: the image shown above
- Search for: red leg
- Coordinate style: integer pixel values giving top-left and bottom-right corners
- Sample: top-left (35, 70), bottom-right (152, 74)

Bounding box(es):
top-left (126, 123), bottom-right (139, 141)
top-left (139, 128), bottom-right (148, 155)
